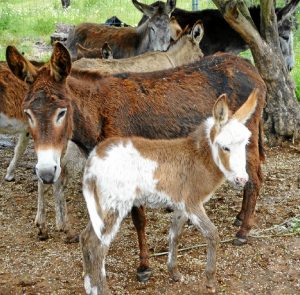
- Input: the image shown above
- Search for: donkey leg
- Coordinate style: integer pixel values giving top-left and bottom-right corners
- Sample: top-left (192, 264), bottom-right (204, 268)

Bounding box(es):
top-left (189, 206), bottom-right (219, 294)
top-left (5, 131), bottom-right (30, 181)
top-left (81, 222), bottom-right (111, 295)
top-left (53, 170), bottom-right (78, 243)
top-left (167, 211), bottom-right (188, 282)
top-left (234, 158), bottom-right (263, 246)
top-left (131, 206), bottom-right (152, 282)
top-left (35, 180), bottom-right (49, 240)
top-left (233, 189), bottom-right (247, 227)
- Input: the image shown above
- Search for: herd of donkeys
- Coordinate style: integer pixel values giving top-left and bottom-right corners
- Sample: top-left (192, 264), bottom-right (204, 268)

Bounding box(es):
top-left (1, 0), bottom-right (299, 294)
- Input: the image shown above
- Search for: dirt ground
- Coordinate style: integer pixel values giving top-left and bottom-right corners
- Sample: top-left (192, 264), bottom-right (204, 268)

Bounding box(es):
top-left (0, 135), bottom-right (300, 295)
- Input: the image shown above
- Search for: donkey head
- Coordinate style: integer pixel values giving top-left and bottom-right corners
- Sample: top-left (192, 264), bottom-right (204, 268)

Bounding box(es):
top-left (133, 0), bottom-right (176, 51)
top-left (208, 89), bottom-right (258, 188)
top-left (6, 43), bottom-right (73, 184)
top-left (277, 0), bottom-right (299, 71)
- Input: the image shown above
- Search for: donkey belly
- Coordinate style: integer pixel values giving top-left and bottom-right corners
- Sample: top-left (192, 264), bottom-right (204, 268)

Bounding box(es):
top-left (0, 113), bottom-right (27, 134)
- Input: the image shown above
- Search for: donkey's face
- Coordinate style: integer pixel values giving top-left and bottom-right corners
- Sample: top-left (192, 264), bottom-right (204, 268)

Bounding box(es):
top-left (133, 0), bottom-right (176, 51)
top-left (208, 90), bottom-right (258, 188)
top-left (6, 43), bottom-right (73, 184)
top-left (278, 18), bottom-right (295, 71)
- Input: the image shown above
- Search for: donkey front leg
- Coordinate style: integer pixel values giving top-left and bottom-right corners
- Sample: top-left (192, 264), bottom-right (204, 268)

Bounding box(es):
top-left (35, 180), bottom-right (49, 240)
top-left (80, 222), bottom-right (111, 295)
top-left (189, 206), bottom-right (219, 294)
top-left (167, 210), bottom-right (188, 282)
top-left (5, 131), bottom-right (30, 181)
top-left (53, 172), bottom-right (78, 243)
top-left (131, 206), bottom-right (152, 282)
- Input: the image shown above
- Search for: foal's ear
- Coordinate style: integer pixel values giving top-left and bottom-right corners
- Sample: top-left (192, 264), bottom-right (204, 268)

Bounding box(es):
top-left (191, 21), bottom-right (204, 45)
top-left (50, 42), bottom-right (71, 82)
top-left (6, 46), bottom-right (37, 83)
top-left (213, 93), bottom-right (229, 126)
top-left (101, 42), bottom-right (113, 60)
top-left (132, 0), bottom-right (156, 18)
top-left (233, 89), bottom-right (258, 124)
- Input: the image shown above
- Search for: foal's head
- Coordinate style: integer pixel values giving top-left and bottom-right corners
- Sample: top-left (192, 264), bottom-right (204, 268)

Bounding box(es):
top-left (6, 43), bottom-right (73, 184)
top-left (207, 90), bottom-right (258, 188)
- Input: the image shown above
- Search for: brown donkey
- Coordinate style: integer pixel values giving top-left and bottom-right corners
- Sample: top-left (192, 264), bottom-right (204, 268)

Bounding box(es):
top-left (73, 21), bottom-right (203, 74)
top-left (66, 0), bottom-right (176, 59)
top-left (81, 90), bottom-right (258, 294)
top-left (6, 42), bottom-right (265, 282)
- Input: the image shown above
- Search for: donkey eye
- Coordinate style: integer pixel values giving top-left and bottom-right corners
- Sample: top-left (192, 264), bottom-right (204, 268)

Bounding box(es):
top-left (24, 110), bottom-right (34, 125)
top-left (56, 108), bottom-right (67, 124)
top-left (222, 146), bottom-right (230, 152)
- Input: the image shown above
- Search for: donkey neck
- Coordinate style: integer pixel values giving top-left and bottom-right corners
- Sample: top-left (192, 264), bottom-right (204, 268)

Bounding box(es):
top-left (66, 75), bottom-right (106, 156)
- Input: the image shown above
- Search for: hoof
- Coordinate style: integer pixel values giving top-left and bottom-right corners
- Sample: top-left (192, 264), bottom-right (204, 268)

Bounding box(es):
top-left (37, 231), bottom-right (49, 241)
top-left (232, 236), bottom-right (247, 246)
top-left (233, 218), bottom-right (242, 227)
top-left (137, 267), bottom-right (152, 283)
top-left (5, 176), bottom-right (15, 182)
top-left (65, 234), bottom-right (80, 244)
top-left (206, 286), bottom-right (216, 294)
top-left (170, 271), bottom-right (184, 282)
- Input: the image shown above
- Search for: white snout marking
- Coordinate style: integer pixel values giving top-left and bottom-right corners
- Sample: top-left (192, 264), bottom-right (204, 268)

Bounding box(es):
top-left (36, 149), bottom-right (62, 183)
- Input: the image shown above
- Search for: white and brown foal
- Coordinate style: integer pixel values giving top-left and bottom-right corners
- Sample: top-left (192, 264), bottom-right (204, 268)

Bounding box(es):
top-left (80, 89), bottom-right (258, 294)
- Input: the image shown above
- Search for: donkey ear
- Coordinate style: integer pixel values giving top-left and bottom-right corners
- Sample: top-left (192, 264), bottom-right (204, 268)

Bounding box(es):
top-left (132, 0), bottom-right (156, 18)
top-left (232, 89), bottom-right (258, 124)
top-left (50, 42), bottom-right (71, 82)
top-left (213, 93), bottom-right (229, 126)
top-left (166, 0), bottom-right (176, 15)
top-left (276, 0), bottom-right (299, 24)
top-left (191, 21), bottom-right (204, 45)
top-left (6, 46), bottom-right (37, 83)
top-left (101, 42), bottom-right (113, 59)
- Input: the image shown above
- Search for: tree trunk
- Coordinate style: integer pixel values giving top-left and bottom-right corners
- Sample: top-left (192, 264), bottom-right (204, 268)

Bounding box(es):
top-left (61, 0), bottom-right (70, 9)
top-left (213, 0), bottom-right (300, 144)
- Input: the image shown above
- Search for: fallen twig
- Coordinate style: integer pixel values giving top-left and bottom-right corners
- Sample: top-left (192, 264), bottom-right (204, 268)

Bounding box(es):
top-left (150, 238), bottom-right (234, 257)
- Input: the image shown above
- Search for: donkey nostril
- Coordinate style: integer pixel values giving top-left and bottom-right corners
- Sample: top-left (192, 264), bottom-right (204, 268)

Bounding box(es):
top-left (54, 165), bottom-right (57, 173)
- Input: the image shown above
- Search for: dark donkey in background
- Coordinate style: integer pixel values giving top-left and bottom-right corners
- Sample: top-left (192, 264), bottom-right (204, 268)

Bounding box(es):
top-left (7, 42), bottom-right (266, 283)
top-left (139, 0), bottom-right (299, 70)
top-left (66, 0), bottom-right (176, 59)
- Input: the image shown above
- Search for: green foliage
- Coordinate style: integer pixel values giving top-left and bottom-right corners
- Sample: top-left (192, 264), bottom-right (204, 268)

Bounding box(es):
top-left (290, 217), bottom-right (300, 233)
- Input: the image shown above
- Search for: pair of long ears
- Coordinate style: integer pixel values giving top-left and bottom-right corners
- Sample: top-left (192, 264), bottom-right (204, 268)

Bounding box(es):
top-left (133, 0), bottom-right (176, 18)
top-left (213, 88), bottom-right (258, 126)
top-left (6, 42), bottom-right (71, 83)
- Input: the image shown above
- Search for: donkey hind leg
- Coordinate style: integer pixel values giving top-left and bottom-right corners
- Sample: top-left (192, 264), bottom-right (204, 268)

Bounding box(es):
top-left (81, 222), bottom-right (110, 295)
top-left (81, 209), bottom-right (125, 295)
top-left (5, 131), bottom-right (30, 181)
top-left (131, 206), bottom-right (152, 282)
top-left (233, 160), bottom-right (263, 246)
top-left (35, 180), bottom-right (49, 240)
top-left (189, 206), bottom-right (219, 294)
top-left (167, 210), bottom-right (188, 282)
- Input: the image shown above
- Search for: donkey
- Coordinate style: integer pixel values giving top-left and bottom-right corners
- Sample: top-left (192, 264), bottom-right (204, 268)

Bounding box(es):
top-left (75, 42), bottom-right (113, 60)
top-left (66, 0), bottom-right (176, 59)
top-left (0, 60), bottom-right (85, 242)
top-left (0, 61), bottom-right (31, 182)
top-left (73, 16), bottom-right (182, 60)
top-left (139, 0), bottom-right (299, 70)
top-left (6, 42), bottom-right (266, 282)
top-left (73, 21), bottom-right (203, 73)
top-left (81, 90), bottom-right (258, 294)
